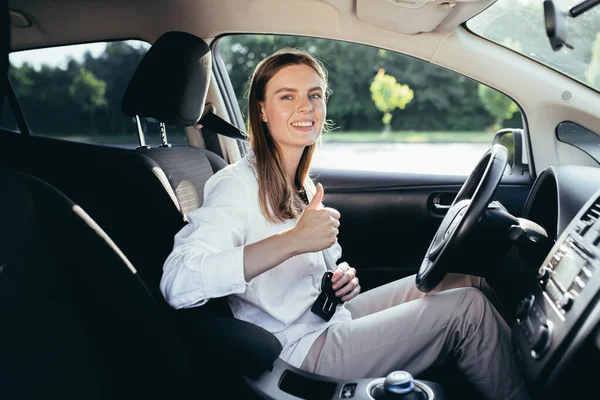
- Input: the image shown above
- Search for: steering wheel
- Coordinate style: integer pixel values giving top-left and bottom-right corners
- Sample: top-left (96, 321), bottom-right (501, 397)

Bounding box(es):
top-left (416, 144), bottom-right (509, 292)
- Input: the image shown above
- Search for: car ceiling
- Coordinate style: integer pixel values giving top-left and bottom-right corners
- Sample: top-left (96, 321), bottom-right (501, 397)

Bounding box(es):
top-left (9, 0), bottom-right (495, 51)
top-left (7, 0), bottom-right (600, 174)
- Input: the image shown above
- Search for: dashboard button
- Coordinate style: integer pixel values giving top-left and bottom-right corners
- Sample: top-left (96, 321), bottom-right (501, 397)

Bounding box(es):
top-left (559, 293), bottom-right (575, 312)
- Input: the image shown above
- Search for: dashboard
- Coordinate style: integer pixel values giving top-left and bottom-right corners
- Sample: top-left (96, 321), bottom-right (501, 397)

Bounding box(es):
top-left (513, 164), bottom-right (600, 399)
top-left (522, 165), bottom-right (600, 240)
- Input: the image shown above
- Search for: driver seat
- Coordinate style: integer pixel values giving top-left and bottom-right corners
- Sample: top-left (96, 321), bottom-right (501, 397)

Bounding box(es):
top-left (0, 6), bottom-right (275, 400)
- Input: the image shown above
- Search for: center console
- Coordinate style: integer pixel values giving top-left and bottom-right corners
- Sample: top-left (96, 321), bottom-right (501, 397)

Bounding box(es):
top-left (513, 191), bottom-right (600, 396)
top-left (245, 359), bottom-right (446, 399)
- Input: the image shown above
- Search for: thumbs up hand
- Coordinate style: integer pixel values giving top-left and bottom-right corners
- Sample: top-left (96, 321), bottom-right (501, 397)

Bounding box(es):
top-left (292, 183), bottom-right (341, 254)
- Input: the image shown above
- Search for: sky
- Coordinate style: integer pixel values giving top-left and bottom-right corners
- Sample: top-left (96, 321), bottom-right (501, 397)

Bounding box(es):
top-left (10, 42), bottom-right (107, 69)
top-left (9, 40), bottom-right (150, 70)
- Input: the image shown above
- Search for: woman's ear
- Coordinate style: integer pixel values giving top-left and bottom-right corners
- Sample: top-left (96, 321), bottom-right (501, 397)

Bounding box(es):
top-left (259, 102), bottom-right (267, 122)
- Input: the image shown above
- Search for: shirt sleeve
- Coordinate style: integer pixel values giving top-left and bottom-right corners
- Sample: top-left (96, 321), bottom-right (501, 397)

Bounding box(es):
top-left (160, 169), bottom-right (252, 309)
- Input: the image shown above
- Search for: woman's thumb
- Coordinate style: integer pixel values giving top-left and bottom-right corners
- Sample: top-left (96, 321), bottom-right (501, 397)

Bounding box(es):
top-left (306, 183), bottom-right (324, 210)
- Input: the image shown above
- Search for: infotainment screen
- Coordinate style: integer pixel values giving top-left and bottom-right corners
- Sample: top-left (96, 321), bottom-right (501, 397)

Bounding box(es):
top-left (553, 250), bottom-right (585, 292)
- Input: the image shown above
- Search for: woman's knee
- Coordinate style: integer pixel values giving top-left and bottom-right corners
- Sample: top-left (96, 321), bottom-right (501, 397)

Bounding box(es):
top-left (429, 273), bottom-right (481, 295)
top-left (452, 287), bottom-right (490, 327)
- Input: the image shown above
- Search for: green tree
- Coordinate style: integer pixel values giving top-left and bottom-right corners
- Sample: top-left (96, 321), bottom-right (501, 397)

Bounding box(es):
top-left (477, 84), bottom-right (519, 131)
top-left (370, 69), bottom-right (413, 133)
top-left (69, 68), bottom-right (106, 112)
top-left (218, 35), bottom-right (502, 133)
top-left (9, 41), bottom-right (152, 139)
top-left (68, 68), bottom-right (107, 131)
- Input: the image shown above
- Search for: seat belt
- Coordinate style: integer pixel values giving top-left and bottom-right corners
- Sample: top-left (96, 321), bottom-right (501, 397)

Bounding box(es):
top-left (198, 107), bottom-right (247, 158)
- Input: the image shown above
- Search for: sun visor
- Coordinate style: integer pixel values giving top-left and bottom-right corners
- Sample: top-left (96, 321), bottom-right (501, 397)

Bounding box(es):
top-left (354, 0), bottom-right (496, 34)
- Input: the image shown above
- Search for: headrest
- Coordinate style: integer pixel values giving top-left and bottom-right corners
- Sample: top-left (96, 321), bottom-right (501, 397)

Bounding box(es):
top-left (122, 31), bottom-right (211, 127)
top-left (0, 0), bottom-right (10, 110)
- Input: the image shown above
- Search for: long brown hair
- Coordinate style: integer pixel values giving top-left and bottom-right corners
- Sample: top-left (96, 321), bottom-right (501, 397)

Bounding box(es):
top-left (247, 48), bottom-right (328, 223)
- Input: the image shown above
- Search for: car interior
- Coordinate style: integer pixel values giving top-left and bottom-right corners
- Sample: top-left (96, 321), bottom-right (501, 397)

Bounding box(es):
top-left (1, 0), bottom-right (600, 399)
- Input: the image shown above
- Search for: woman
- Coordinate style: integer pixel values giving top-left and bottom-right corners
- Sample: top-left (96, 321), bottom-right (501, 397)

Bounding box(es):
top-left (160, 48), bottom-right (530, 400)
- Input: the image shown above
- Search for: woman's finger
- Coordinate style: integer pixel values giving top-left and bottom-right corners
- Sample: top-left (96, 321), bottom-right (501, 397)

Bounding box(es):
top-left (341, 283), bottom-right (361, 302)
top-left (332, 265), bottom-right (352, 289)
top-left (331, 262), bottom-right (349, 285)
top-left (334, 273), bottom-right (357, 295)
top-left (324, 207), bottom-right (341, 219)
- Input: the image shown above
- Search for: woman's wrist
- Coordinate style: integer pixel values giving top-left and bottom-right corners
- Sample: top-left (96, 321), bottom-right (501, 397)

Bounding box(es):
top-left (280, 226), bottom-right (304, 257)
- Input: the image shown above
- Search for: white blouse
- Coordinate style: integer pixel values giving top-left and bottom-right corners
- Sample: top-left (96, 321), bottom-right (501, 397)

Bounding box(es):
top-left (160, 153), bottom-right (352, 368)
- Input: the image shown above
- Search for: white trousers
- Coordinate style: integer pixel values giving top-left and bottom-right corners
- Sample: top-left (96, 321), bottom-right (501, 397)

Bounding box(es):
top-left (300, 274), bottom-right (530, 400)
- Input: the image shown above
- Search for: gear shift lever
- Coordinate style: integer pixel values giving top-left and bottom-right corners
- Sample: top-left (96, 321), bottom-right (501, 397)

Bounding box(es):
top-left (371, 371), bottom-right (428, 400)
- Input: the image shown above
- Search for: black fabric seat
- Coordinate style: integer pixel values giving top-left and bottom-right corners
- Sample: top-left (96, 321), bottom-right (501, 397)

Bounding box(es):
top-left (119, 30), bottom-right (236, 312)
top-left (0, 11), bottom-right (195, 397)
top-left (0, 133), bottom-right (226, 313)
top-left (0, 31), bottom-right (229, 311)
top-left (0, 23), bottom-right (282, 391)
top-left (0, 167), bottom-right (194, 400)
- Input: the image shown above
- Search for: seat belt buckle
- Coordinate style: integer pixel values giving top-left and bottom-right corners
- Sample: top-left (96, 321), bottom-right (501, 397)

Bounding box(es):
top-left (311, 271), bottom-right (343, 322)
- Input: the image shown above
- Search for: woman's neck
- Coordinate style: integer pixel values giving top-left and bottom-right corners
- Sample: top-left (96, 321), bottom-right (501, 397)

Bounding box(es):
top-left (281, 148), bottom-right (304, 187)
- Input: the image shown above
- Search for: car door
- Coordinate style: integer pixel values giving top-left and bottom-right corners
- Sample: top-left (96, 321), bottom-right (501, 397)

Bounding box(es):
top-left (315, 166), bottom-right (532, 291)
top-left (215, 34), bottom-right (534, 291)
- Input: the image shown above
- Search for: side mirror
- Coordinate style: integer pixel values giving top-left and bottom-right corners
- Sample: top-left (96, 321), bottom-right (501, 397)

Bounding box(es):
top-left (493, 128), bottom-right (529, 177)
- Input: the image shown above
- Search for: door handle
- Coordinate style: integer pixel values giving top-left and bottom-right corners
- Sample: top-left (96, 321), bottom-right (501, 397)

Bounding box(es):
top-left (431, 194), bottom-right (455, 212)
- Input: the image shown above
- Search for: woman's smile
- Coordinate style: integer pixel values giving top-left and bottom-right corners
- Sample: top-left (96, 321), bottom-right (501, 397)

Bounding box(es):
top-left (260, 64), bottom-right (326, 152)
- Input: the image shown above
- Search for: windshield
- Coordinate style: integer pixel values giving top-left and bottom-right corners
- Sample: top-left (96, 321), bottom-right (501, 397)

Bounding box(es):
top-left (467, 0), bottom-right (600, 92)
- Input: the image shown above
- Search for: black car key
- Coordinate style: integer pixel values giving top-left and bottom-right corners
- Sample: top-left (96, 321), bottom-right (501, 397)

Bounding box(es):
top-left (311, 271), bottom-right (344, 321)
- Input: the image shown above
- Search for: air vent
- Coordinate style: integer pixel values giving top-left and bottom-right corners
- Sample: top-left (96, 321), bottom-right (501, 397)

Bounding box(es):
top-left (578, 197), bottom-right (600, 236)
top-left (581, 198), bottom-right (600, 224)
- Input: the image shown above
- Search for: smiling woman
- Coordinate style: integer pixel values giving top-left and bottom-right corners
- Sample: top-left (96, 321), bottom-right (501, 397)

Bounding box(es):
top-left (160, 47), bottom-right (531, 400)
top-left (260, 64), bottom-right (326, 178)
top-left (246, 48), bottom-right (329, 222)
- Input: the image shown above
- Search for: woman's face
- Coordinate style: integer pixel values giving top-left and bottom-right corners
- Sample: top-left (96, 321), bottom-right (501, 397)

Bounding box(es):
top-left (260, 64), bottom-right (326, 153)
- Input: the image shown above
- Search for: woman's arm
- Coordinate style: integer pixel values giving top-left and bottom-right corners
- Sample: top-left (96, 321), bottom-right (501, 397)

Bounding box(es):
top-left (242, 228), bottom-right (299, 281)
top-left (161, 175), bottom-right (340, 308)
top-left (244, 183), bottom-right (340, 280)
top-left (160, 171), bottom-right (253, 309)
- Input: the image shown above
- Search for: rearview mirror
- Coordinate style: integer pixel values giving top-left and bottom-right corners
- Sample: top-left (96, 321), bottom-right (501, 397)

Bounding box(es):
top-left (544, 0), bottom-right (570, 51)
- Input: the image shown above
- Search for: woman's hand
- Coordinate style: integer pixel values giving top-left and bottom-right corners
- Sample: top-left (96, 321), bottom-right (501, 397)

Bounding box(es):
top-left (331, 262), bottom-right (361, 302)
top-left (292, 183), bottom-right (341, 253)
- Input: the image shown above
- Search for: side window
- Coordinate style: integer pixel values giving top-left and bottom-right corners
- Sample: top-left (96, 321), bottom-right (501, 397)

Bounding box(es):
top-left (8, 41), bottom-right (187, 148)
top-left (216, 35), bottom-right (523, 175)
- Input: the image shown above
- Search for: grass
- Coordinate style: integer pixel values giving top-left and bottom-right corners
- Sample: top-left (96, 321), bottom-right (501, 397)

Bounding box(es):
top-left (322, 131), bottom-right (495, 144)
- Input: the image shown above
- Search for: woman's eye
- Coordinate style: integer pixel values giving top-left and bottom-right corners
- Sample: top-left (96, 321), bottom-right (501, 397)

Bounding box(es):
top-left (310, 93), bottom-right (322, 99)
top-left (281, 95), bottom-right (293, 100)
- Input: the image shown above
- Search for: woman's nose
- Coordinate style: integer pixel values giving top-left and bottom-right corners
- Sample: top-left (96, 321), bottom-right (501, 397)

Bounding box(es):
top-left (297, 97), bottom-right (313, 113)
